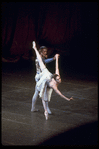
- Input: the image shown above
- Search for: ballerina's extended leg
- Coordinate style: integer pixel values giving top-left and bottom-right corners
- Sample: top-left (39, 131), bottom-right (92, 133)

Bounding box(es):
top-left (42, 99), bottom-right (48, 120)
top-left (32, 41), bottom-right (46, 71)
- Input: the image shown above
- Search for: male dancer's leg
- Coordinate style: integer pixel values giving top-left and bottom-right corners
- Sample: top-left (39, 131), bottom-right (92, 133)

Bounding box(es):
top-left (46, 102), bottom-right (52, 114)
top-left (31, 87), bottom-right (39, 112)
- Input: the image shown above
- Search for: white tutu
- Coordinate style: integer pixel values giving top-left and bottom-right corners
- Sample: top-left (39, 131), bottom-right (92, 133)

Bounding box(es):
top-left (36, 68), bottom-right (53, 102)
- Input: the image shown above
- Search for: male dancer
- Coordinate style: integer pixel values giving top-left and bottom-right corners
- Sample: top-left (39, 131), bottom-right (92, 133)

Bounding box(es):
top-left (31, 45), bottom-right (57, 114)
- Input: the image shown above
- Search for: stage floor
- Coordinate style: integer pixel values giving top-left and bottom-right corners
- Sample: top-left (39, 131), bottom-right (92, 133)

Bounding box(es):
top-left (2, 63), bottom-right (98, 146)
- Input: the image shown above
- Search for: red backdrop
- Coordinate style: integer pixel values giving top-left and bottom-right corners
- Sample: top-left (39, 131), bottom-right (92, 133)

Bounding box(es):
top-left (2, 2), bottom-right (81, 62)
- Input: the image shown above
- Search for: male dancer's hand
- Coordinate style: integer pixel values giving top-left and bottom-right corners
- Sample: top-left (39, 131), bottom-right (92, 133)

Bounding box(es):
top-left (53, 54), bottom-right (60, 60)
top-left (55, 54), bottom-right (60, 59)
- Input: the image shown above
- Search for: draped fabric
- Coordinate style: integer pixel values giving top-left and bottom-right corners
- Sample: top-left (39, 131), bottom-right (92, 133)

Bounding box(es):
top-left (2, 2), bottom-right (81, 62)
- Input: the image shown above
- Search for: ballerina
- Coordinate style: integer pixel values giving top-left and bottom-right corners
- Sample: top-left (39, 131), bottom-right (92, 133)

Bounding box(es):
top-left (31, 45), bottom-right (57, 114)
top-left (32, 41), bottom-right (73, 120)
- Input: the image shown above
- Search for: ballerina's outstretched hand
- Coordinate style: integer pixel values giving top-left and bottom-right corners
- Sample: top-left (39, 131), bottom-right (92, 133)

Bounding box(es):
top-left (69, 96), bottom-right (74, 101)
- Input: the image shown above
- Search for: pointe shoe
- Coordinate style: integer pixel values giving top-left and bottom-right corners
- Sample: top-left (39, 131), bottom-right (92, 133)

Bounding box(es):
top-left (44, 111), bottom-right (48, 120)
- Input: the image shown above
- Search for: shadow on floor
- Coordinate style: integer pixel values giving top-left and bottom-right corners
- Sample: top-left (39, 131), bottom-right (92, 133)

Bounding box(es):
top-left (39, 121), bottom-right (98, 146)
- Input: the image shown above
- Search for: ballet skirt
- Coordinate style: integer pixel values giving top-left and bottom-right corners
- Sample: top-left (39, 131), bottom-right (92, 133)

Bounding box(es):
top-left (36, 68), bottom-right (53, 102)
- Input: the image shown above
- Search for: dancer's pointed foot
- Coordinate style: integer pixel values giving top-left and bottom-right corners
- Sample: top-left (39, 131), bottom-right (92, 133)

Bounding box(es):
top-left (44, 111), bottom-right (48, 120)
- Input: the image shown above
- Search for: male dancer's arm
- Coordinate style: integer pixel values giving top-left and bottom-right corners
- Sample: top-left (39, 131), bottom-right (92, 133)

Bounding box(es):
top-left (44, 56), bottom-right (55, 64)
top-left (44, 58), bottom-right (53, 64)
top-left (43, 53), bottom-right (56, 64)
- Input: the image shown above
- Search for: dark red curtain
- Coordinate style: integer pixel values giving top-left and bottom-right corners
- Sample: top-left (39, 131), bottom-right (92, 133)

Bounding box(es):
top-left (2, 2), bottom-right (81, 62)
